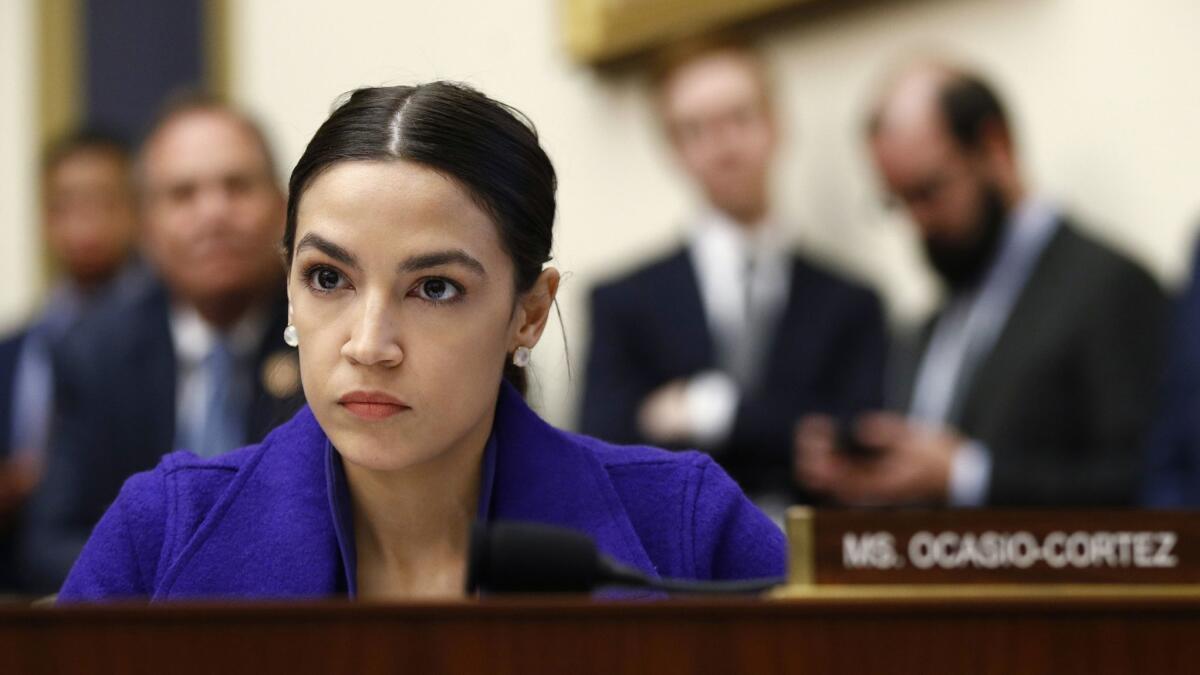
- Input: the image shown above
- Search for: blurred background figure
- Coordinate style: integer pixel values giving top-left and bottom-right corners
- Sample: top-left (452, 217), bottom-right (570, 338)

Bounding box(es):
top-left (795, 60), bottom-right (1167, 507)
top-left (1144, 235), bottom-right (1200, 507)
top-left (18, 97), bottom-right (304, 593)
top-left (0, 131), bottom-right (144, 591)
top-left (581, 36), bottom-right (888, 516)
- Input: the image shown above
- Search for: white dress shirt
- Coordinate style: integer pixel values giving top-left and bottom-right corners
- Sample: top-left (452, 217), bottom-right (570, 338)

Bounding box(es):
top-left (683, 209), bottom-right (792, 448)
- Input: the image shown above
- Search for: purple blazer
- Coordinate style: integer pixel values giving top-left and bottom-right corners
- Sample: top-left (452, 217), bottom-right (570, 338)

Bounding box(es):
top-left (58, 382), bottom-right (785, 601)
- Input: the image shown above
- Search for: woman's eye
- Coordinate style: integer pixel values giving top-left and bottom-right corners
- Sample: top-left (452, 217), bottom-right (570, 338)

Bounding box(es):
top-left (415, 278), bottom-right (461, 303)
top-left (308, 266), bottom-right (345, 292)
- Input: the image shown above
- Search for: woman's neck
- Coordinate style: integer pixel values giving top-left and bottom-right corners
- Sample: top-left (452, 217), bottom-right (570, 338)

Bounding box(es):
top-left (343, 409), bottom-right (493, 599)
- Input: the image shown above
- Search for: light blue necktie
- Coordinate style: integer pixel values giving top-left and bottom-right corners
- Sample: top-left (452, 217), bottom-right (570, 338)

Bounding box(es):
top-left (193, 339), bottom-right (248, 458)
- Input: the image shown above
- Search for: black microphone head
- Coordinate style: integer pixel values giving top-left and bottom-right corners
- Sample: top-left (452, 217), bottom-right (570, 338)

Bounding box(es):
top-left (466, 520), bottom-right (602, 594)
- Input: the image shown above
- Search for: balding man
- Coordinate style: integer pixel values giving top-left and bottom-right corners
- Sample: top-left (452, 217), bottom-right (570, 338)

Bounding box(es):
top-left (582, 37), bottom-right (888, 514)
top-left (21, 96), bottom-right (304, 591)
top-left (795, 62), bottom-right (1167, 507)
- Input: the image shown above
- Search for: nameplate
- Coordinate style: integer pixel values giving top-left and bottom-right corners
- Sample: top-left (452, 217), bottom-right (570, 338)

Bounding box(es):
top-left (788, 509), bottom-right (1200, 585)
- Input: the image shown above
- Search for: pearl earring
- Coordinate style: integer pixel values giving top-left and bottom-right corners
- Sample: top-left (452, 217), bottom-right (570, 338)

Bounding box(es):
top-left (283, 325), bottom-right (300, 348)
top-left (512, 346), bottom-right (531, 368)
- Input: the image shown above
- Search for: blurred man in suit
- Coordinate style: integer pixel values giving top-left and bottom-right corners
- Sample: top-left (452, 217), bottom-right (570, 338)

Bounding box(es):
top-left (21, 96), bottom-right (304, 591)
top-left (795, 61), bottom-right (1166, 507)
top-left (1144, 237), bottom-right (1200, 507)
top-left (581, 37), bottom-right (888, 513)
top-left (0, 132), bottom-right (145, 589)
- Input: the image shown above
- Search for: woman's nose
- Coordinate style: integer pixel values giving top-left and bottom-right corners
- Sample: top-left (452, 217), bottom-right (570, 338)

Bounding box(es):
top-left (341, 295), bottom-right (403, 367)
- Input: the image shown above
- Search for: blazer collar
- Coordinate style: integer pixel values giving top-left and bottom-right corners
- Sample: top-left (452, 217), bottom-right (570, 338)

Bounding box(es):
top-left (156, 406), bottom-right (338, 599)
top-left (488, 382), bottom-right (659, 579)
top-left (158, 382), bottom-right (659, 599)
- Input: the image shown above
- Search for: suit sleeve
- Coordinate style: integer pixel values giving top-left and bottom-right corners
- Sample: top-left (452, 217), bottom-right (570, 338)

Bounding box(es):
top-left (57, 469), bottom-right (165, 602)
top-left (579, 284), bottom-right (652, 444)
top-left (988, 267), bottom-right (1168, 506)
top-left (725, 284), bottom-right (888, 462)
top-left (19, 336), bottom-right (119, 592)
top-left (688, 455), bottom-right (786, 580)
top-left (0, 332), bottom-right (25, 460)
top-left (1143, 247), bottom-right (1200, 507)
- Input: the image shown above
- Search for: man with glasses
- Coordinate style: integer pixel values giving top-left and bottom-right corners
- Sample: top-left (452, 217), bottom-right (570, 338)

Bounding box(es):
top-left (795, 61), bottom-right (1166, 507)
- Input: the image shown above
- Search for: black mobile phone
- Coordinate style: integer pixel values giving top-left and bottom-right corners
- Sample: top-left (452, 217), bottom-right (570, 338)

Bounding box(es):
top-left (835, 419), bottom-right (882, 461)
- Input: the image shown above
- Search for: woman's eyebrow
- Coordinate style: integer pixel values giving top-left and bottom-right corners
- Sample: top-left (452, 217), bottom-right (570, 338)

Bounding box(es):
top-left (296, 233), bottom-right (358, 269)
top-left (399, 250), bottom-right (487, 277)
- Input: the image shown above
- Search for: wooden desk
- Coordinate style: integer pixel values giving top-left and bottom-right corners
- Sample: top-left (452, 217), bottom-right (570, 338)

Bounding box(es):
top-left (2, 589), bottom-right (1199, 674)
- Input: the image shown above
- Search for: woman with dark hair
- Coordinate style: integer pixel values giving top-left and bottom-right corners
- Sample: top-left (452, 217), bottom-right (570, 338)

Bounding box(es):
top-left (58, 82), bottom-right (785, 601)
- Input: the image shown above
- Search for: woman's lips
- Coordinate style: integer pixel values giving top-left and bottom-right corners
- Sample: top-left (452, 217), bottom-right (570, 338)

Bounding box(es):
top-left (338, 392), bottom-right (410, 420)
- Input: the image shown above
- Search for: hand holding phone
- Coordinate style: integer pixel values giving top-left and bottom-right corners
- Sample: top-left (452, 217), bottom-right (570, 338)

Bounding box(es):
top-left (835, 418), bottom-right (883, 461)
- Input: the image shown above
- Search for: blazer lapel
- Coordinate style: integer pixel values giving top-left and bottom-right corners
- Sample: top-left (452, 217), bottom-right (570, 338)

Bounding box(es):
top-left (658, 248), bottom-right (718, 376)
top-left (956, 224), bottom-right (1071, 431)
top-left (246, 292), bottom-right (305, 441)
top-left (889, 318), bottom-right (938, 414)
top-left (489, 383), bottom-right (662, 596)
top-left (157, 387), bottom-right (662, 599)
top-left (121, 284), bottom-right (178, 469)
top-left (155, 407), bottom-right (340, 599)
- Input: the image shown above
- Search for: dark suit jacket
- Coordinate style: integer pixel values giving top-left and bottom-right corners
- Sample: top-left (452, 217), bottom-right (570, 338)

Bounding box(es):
top-left (895, 220), bottom-right (1167, 506)
top-left (581, 246), bottom-right (887, 498)
top-left (20, 279), bottom-right (304, 592)
top-left (0, 331), bottom-right (24, 462)
top-left (0, 330), bottom-right (25, 589)
top-left (1143, 237), bottom-right (1200, 507)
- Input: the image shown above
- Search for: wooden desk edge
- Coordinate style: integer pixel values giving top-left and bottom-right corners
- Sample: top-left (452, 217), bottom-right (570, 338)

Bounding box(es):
top-left (2, 584), bottom-right (1200, 623)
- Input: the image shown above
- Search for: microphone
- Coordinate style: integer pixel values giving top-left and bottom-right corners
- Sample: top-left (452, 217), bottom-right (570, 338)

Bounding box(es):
top-left (465, 520), bottom-right (783, 595)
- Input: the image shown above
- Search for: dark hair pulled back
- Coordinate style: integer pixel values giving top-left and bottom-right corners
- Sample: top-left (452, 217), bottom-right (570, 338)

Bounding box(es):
top-left (284, 82), bottom-right (557, 395)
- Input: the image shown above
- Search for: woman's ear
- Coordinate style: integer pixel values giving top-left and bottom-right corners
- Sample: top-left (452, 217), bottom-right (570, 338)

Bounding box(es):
top-left (511, 268), bottom-right (561, 351)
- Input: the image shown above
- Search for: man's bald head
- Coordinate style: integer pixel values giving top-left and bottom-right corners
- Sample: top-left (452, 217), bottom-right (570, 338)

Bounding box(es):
top-left (137, 92), bottom-right (278, 190)
top-left (136, 94), bottom-right (286, 327)
top-left (865, 61), bottom-right (1023, 291)
top-left (868, 61), bottom-right (1012, 155)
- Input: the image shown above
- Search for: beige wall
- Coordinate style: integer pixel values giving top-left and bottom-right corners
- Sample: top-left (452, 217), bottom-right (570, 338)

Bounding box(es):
top-left (226, 0), bottom-right (1200, 428)
top-left (0, 0), bottom-right (39, 333)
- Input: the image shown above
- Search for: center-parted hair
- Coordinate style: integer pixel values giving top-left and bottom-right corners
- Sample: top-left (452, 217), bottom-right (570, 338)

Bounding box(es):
top-left (284, 82), bottom-right (558, 393)
top-left (285, 82), bottom-right (555, 289)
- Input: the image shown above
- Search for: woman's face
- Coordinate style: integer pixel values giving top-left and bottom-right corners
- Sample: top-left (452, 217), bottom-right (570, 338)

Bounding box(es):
top-left (289, 159), bottom-right (551, 473)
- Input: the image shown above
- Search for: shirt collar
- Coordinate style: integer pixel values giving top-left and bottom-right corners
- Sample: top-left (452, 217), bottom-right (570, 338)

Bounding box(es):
top-left (324, 422), bottom-right (500, 598)
top-left (35, 282), bottom-right (88, 338)
top-left (689, 208), bottom-right (786, 263)
top-left (953, 195), bottom-right (1060, 304)
top-left (170, 302), bottom-right (269, 366)
top-left (1003, 196), bottom-right (1059, 257)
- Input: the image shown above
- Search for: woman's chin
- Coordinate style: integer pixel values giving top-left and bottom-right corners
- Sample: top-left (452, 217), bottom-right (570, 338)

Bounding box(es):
top-left (323, 420), bottom-right (429, 474)
top-left (333, 441), bottom-right (427, 474)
